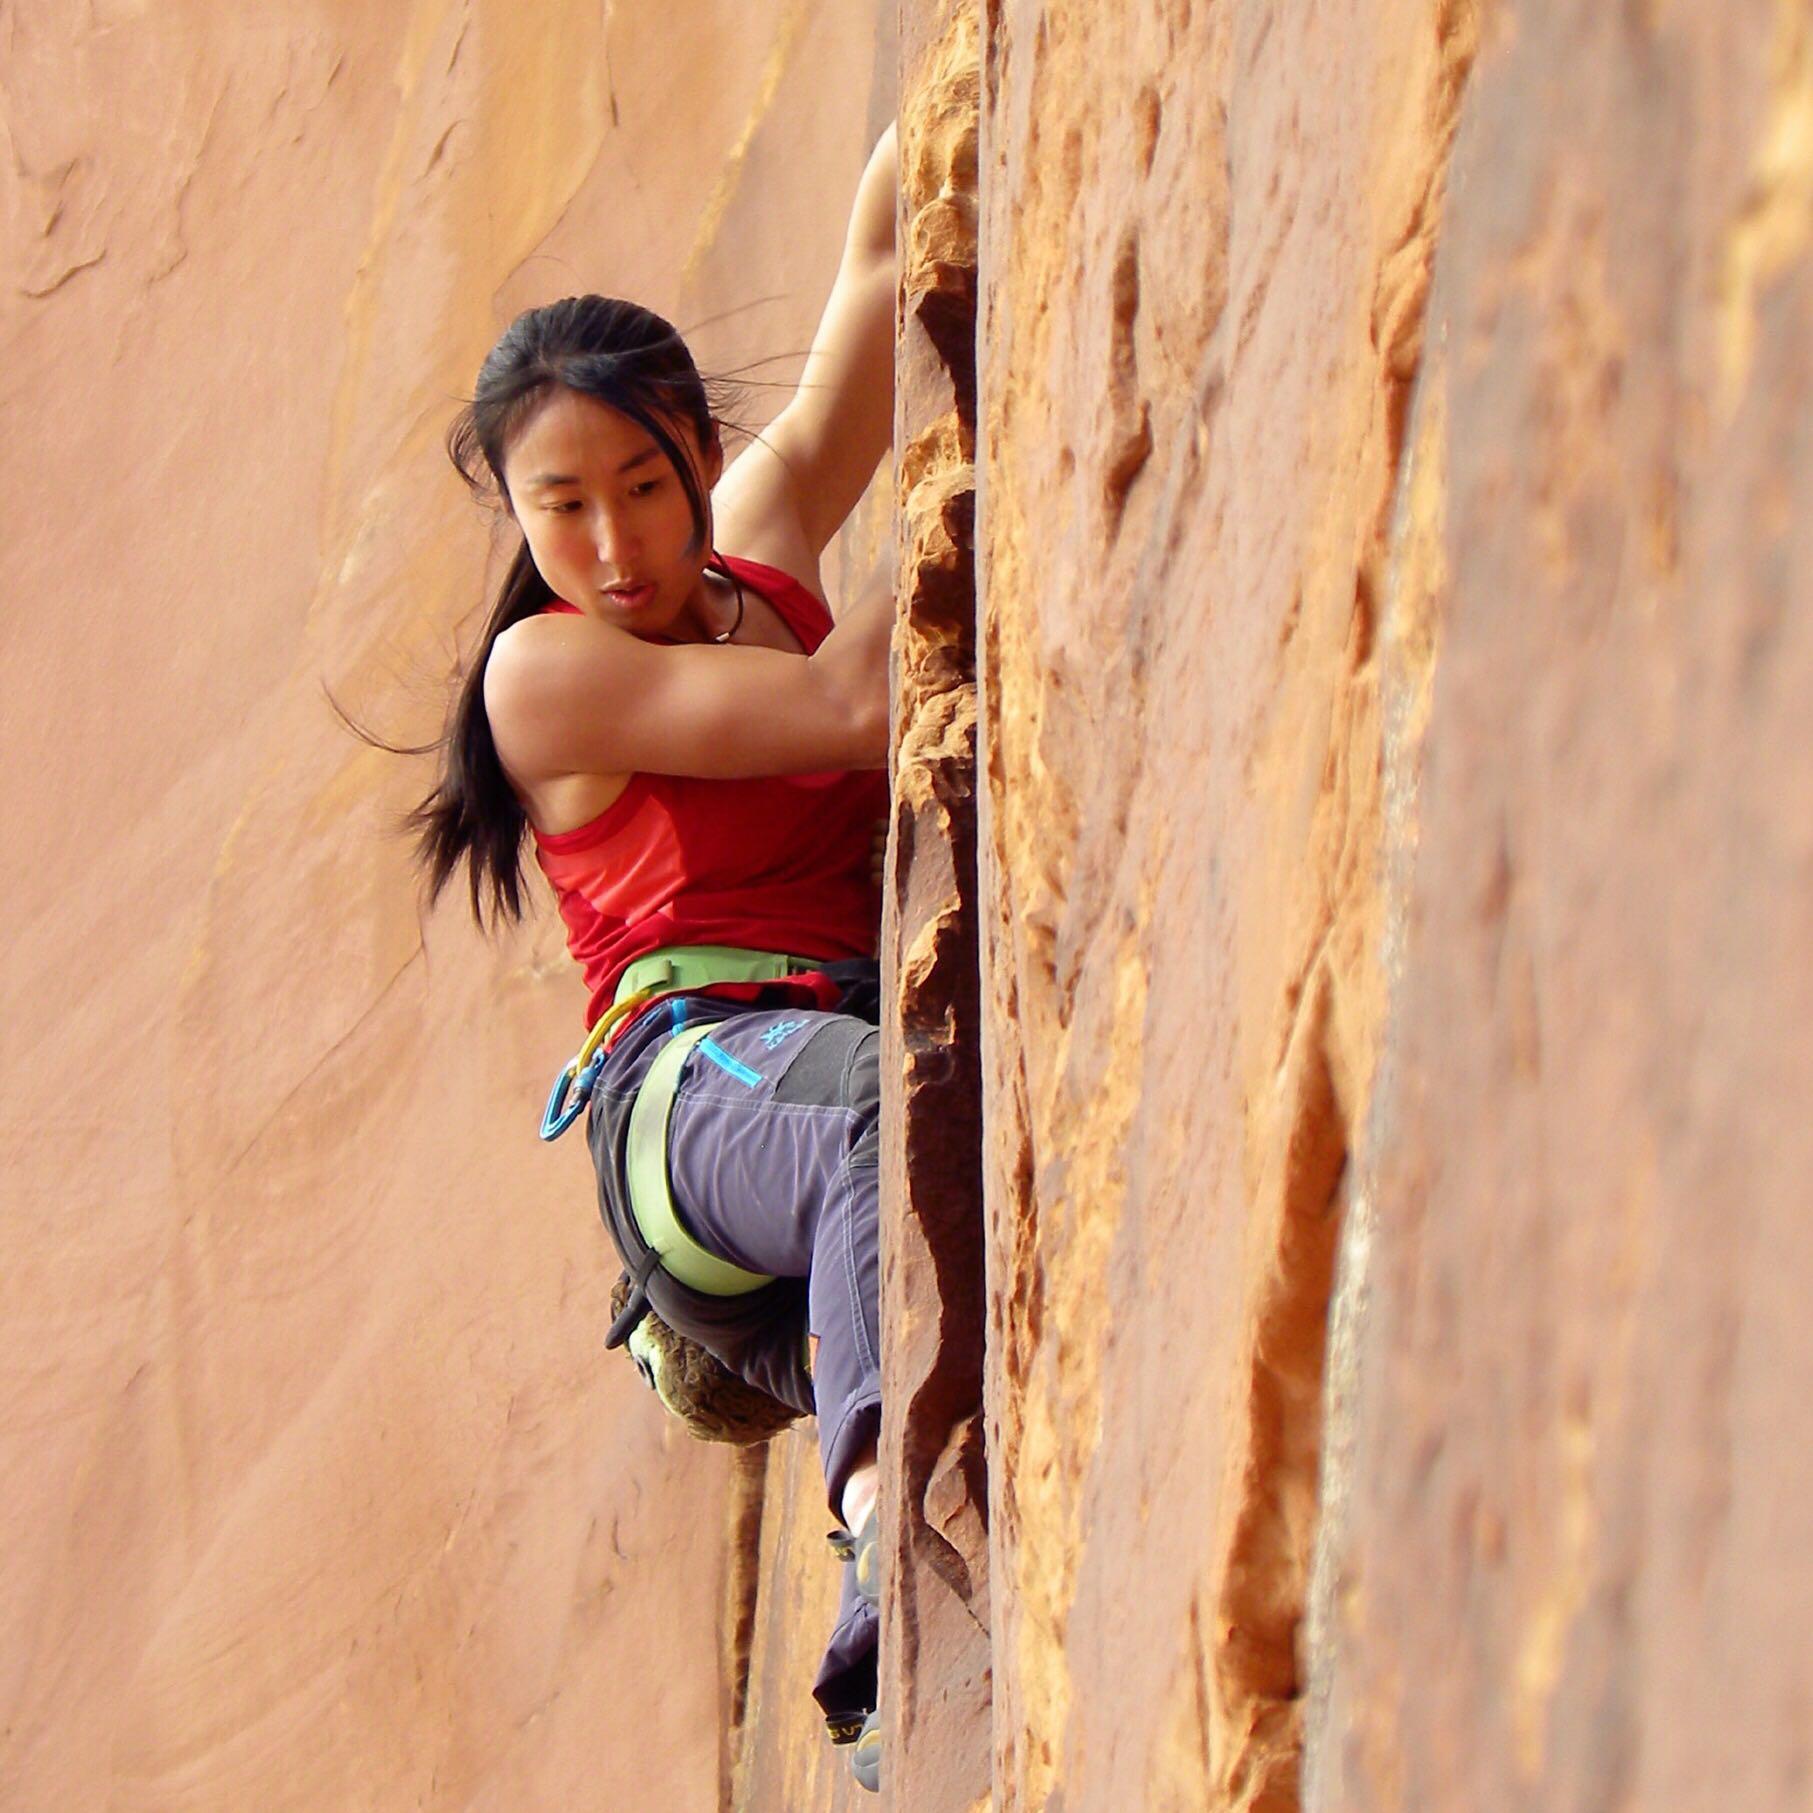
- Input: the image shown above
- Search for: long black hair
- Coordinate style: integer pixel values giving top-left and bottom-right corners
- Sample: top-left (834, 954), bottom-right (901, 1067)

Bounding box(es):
top-left (414, 296), bottom-right (738, 927)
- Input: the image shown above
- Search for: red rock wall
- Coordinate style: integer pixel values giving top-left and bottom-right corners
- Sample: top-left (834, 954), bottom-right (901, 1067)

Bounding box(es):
top-left (16, 3), bottom-right (1810, 1807)
top-left (970, 0), bottom-right (1813, 1810)
top-left (879, 5), bottom-right (991, 1811)
top-left (1305, 3), bottom-right (1813, 1806)
top-left (977, 0), bottom-right (1415, 1799)
top-left (0, 7), bottom-right (889, 1808)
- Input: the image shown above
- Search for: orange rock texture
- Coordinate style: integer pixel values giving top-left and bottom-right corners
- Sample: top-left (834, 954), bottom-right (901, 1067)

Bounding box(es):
top-left (0, 6), bottom-right (890, 1808)
top-left (1304, 4), bottom-right (1813, 1805)
top-left (12, 1), bottom-right (1812, 1809)
top-left (878, 7), bottom-right (991, 1812)
top-left (971, 0), bottom-right (1813, 1810)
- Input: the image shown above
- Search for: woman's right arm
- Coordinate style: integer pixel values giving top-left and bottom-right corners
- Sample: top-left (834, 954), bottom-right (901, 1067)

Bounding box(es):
top-left (485, 571), bottom-right (894, 785)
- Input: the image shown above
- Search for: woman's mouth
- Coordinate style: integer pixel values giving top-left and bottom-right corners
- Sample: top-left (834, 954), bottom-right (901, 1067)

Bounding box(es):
top-left (603, 582), bottom-right (656, 611)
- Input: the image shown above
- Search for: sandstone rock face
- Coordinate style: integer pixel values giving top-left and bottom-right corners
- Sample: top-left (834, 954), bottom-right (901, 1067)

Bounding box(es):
top-left (1305, 4), bottom-right (1813, 1805)
top-left (969, 1), bottom-right (1813, 1810)
top-left (0, 6), bottom-right (888, 1808)
top-left (14, 2), bottom-right (1810, 1807)
top-left (877, 8), bottom-right (991, 1813)
top-left (977, 0), bottom-right (1419, 1798)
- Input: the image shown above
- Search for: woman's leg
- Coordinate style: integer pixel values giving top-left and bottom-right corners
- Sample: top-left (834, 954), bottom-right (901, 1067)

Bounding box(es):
top-left (661, 1005), bottom-right (884, 1727)
top-left (663, 1006), bottom-right (883, 1516)
top-left (840, 1444), bottom-right (879, 1534)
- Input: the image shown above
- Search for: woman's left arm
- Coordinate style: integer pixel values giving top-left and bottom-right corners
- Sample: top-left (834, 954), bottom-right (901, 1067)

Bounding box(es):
top-left (714, 125), bottom-right (897, 569)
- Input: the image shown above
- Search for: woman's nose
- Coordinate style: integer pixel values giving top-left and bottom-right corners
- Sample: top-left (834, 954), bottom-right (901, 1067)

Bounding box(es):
top-left (593, 509), bottom-right (637, 567)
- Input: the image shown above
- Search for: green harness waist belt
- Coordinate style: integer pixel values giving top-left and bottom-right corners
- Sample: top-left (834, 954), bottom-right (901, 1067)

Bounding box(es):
top-left (615, 943), bottom-right (827, 1004)
top-left (618, 945), bottom-right (828, 1298)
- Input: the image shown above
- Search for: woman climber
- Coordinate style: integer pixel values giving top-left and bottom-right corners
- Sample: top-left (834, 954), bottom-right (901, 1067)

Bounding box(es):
top-left (406, 125), bottom-right (899, 1793)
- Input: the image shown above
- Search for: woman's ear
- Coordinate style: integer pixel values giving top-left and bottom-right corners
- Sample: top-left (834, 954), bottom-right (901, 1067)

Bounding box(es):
top-left (705, 431), bottom-right (725, 490)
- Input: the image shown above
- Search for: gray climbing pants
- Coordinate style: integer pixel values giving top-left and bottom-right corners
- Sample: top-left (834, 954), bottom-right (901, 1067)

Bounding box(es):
top-left (654, 1001), bottom-right (883, 1721)
top-left (663, 1005), bottom-right (883, 1512)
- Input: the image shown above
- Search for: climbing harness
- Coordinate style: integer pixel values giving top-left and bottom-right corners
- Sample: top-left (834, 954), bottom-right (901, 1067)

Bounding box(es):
top-left (623, 1019), bottom-right (774, 1296)
top-left (542, 943), bottom-right (834, 1345)
top-left (538, 943), bottom-right (826, 1142)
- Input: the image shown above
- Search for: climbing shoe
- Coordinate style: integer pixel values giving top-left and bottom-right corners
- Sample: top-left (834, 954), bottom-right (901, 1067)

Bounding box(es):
top-left (826, 1505), bottom-right (881, 1609)
top-left (824, 1707), bottom-right (869, 1747)
top-left (849, 1710), bottom-right (882, 1793)
top-left (821, 1508), bottom-right (881, 1788)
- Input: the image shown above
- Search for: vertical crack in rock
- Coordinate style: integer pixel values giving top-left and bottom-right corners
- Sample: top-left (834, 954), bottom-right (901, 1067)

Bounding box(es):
top-left (1204, 8), bottom-right (1481, 1808)
top-left (718, 1445), bottom-right (770, 1806)
top-left (1285, 8), bottom-right (1477, 1806)
top-left (1210, 968), bottom-right (1350, 1813)
top-left (880, 3), bottom-right (991, 1804)
top-left (1102, 225), bottom-right (1154, 536)
top-left (680, 0), bottom-right (814, 286)
top-left (1302, 258), bottom-right (1458, 1813)
top-left (1715, 0), bottom-right (1813, 414)
top-left (1358, 0), bottom-right (1481, 673)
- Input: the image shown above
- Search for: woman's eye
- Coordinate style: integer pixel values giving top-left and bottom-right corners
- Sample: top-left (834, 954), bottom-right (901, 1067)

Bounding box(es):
top-left (549, 500), bottom-right (582, 513)
top-left (631, 479), bottom-right (662, 498)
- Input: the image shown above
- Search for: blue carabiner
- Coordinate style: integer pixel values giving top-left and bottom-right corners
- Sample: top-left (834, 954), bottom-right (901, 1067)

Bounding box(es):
top-left (540, 1048), bottom-right (605, 1141)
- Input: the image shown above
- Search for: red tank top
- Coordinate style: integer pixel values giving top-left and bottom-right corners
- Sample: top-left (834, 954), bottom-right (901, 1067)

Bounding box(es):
top-left (532, 555), bottom-right (888, 1028)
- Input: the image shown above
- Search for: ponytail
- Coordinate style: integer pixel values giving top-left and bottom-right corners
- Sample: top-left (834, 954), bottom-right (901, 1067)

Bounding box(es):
top-left (409, 541), bottom-right (551, 926)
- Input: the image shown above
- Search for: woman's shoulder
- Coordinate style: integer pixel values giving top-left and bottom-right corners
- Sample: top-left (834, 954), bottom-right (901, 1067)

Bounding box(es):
top-left (483, 607), bottom-right (621, 760)
top-left (487, 600), bottom-right (602, 679)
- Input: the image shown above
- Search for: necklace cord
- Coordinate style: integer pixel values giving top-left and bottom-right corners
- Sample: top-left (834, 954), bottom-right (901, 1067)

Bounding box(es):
top-left (708, 553), bottom-right (746, 645)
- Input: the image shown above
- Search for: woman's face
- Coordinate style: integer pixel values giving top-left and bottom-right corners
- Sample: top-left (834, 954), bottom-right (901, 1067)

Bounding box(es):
top-left (500, 387), bottom-right (723, 634)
